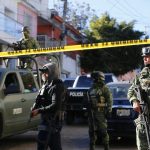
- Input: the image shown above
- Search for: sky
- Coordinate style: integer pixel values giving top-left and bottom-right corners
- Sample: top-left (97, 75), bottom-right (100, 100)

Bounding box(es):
top-left (49, 0), bottom-right (150, 35)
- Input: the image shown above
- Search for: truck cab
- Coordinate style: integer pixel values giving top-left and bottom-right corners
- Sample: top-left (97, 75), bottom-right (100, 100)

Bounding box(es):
top-left (65, 74), bottom-right (92, 124)
top-left (0, 67), bottom-right (41, 139)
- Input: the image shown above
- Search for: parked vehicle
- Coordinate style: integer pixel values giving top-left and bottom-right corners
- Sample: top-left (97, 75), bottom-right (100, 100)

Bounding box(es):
top-left (0, 68), bottom-right (41, 139)
top-left (63, 77), bottom-right (75, 88)
top-left (0, 57), bottom-right (42, 139)
top-left (106, 81), bottom-right (138, 139)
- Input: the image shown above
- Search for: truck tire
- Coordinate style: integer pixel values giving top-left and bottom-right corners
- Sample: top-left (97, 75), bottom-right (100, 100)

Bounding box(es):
top-left (66, 111), bottom-right (74, 125)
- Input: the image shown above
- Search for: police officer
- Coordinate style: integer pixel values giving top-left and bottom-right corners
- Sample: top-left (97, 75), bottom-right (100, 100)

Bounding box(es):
top-left (31, 62), bottom-right (66, 150)
top-left (87, 71), bottom-right (113, 150)
top-left (127, 47), bottom-right (150, 150)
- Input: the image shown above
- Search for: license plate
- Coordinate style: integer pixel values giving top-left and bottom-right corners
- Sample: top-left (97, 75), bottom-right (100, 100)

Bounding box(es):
top-left (116, 109), bottom-right (130, 116)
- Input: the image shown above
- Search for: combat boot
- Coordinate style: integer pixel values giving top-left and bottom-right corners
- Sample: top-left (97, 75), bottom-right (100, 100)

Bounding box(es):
top-left (104, 144), bottom-right (109, 150)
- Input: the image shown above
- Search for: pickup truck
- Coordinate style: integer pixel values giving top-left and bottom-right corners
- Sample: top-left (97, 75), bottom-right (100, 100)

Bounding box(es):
top-left (65, 74), bottom-right (92, 124)
top-left (65, 73), bottom-right (115, 124)
top-left (0, 57), bottom-right (41, 139)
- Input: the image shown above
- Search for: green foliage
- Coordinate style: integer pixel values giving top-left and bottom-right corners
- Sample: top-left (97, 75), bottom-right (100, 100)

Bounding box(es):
top-left (80, 12), bottom-right (146, 76)
top-left (54, 1), bottom-right (96, 30)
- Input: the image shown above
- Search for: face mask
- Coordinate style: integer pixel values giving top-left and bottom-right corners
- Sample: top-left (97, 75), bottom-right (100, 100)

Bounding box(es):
top-left (42, 74), bottom-right (47, 82)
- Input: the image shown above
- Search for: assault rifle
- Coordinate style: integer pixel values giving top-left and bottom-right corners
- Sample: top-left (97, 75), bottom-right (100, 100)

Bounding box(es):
top-left (87, 91), bottom-right (96, 133)
top-left (133, 85), bottom-right (150, 149)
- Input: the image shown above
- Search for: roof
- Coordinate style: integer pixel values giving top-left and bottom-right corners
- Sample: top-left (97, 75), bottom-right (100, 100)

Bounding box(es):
top-left (107, 81), bottom-right (131, 85)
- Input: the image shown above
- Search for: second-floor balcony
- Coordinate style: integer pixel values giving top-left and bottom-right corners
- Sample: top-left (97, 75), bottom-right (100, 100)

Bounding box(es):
top-left (37, 35), bottom-right (65, 48)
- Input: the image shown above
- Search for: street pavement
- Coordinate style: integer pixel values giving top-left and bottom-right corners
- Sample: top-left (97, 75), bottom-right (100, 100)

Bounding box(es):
top-left (0, 124), bottom-right (137, 150)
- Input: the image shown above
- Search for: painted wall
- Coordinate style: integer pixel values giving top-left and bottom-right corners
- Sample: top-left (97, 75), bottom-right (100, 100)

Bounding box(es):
top-left (17, 3), bottom-right (38, 37)
top-left (62, 54), bottom-right (77, 78)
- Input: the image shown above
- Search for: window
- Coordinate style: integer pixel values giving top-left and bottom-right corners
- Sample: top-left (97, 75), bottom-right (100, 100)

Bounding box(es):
top-left (20, 72), bottom-right (38, 93)
top-left (108, 84), bottom-right (131, 98)
top-left (76, 76), bottom-right (93, 87)
top-left (4, 73), bottom-right (20, 94)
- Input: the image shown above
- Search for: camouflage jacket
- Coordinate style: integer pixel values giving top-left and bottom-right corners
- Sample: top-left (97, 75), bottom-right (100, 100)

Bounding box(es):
top-left (127, 66), bottom-right (150, 107)
top-left (88, 83), bottom-right (113, 113)
top-left (20, 37), bottom-right (40, 49)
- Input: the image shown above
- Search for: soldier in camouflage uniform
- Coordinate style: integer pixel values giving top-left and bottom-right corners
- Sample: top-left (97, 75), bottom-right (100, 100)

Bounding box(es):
top-left (127, 47), bottom-right (150, 150)
top-left (21, 26), bottom-right (39, 49)
top-left (13, 26), bottom-right (40, 69)
top-left (87, 71), bottom-right (113, 150)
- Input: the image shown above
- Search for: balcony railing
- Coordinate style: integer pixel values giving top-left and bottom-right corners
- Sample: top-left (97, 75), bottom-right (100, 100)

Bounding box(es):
top-left (37, 35), bottom-right (65, 48)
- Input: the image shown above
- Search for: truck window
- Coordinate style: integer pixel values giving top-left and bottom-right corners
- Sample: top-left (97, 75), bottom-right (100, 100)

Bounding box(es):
top-left (76, 76), bottom-right (93, 87)
top-left (4, 73), bottom-right (20, 94)
top-left (20, 72), bottom-right (38, 93)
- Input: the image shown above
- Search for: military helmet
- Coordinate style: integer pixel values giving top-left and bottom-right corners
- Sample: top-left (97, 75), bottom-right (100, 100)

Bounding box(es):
top-left (142, 47), bottom-right (150, 57)
top-left (91, 71), bottom-right (105, 81)
top-left (22, 26), bottom-right (30, 33)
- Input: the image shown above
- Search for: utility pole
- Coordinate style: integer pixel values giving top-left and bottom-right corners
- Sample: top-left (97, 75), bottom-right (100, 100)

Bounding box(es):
top-left (60, 0), bottom-right (67, 46)
top-left (59, 0), bottom-right (68, 78)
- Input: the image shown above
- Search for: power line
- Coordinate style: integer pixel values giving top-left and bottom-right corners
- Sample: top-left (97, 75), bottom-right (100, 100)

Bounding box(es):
top-left (106, 0), bottom-right (150, 32)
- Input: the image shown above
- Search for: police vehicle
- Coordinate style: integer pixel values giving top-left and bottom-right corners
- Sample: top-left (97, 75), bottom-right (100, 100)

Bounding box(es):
top-left (107, 81), bottom-right (138, 139)
top-left (63, 77), bottom-right (75, 88)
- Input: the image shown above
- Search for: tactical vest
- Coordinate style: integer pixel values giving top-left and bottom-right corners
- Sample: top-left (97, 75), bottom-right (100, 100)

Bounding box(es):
top-left (139, 67), bottom-right (150, 109)
top-left (89, 86), bottom-right (106, 111)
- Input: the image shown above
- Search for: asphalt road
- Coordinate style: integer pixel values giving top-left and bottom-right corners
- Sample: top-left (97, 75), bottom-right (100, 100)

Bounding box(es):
top-left (0, 123), bottom-right (137, 150)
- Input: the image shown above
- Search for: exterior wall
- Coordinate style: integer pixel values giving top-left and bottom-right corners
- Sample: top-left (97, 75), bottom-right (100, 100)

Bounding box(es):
top-left (38, 24), bottom-right (62, 40)
top-left (117, 70), bottom-right (137, 82)
top-left (62, 54), bottom-right (77, 78)
top-left (0, 0), bottom-right (82, 77)
top-left (1, 0), bottom-right (18, 20)
top-left (24, 0), bottom-right (50, 19)
top-left (17, 2), bottom-right (38, 37)
top-left (0, 0), bottom-right (22, 43)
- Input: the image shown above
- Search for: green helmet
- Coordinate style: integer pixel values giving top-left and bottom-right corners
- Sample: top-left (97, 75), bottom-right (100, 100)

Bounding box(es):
top-left (91, 71), bottom-right (105, 82)
top-left (142, 47), bottom-right (150, 57)
top-left (22, 26), bottom-right (30, 33)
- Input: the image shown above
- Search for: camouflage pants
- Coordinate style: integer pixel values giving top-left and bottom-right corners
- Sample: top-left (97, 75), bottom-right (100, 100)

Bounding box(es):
top-left (135, 117), bottom-right (149, 150)
top-left (88, 112), bottom-right (109, 147)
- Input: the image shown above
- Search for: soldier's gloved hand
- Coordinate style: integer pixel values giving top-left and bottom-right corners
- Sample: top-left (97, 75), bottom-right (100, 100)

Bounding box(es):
top-left (133, 100), bottom-right (141, 113)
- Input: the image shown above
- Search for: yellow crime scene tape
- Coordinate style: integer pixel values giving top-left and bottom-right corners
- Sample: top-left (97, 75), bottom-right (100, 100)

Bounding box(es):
top-left (0, 39), bottom-right (150, 58)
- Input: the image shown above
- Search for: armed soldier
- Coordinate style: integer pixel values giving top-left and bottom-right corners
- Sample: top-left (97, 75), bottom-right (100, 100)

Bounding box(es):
top-left (127, 46), bottom-right (150, 150)
top-left (30, 62), bottom-right (66, 150)
top-left (87, 71), bottom-right (112, 150)
top-left (11, 26), bottom-right (40, 69)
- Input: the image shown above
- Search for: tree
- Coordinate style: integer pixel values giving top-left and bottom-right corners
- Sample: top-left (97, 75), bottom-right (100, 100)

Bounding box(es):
top-left (80, 12), bottom-right (146, 76)
top-left (54, 1), bottom-right (96, 30)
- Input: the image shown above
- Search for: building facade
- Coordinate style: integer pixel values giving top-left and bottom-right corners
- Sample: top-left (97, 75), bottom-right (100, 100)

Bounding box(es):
top-left (0, 0), bottom-right (83, 78)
